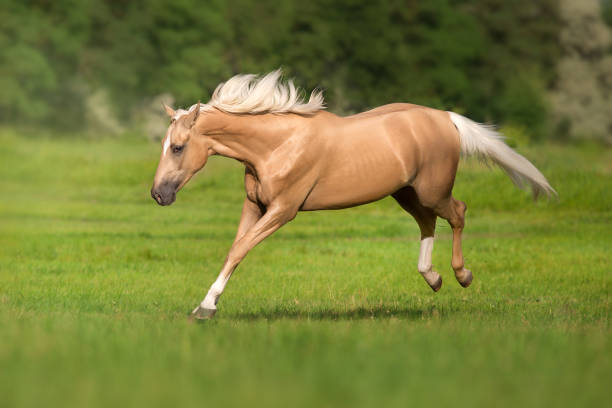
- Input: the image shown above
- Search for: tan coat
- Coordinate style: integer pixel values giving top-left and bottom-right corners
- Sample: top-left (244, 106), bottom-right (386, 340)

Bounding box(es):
top-left (151, 73), bottom-right (554, 319)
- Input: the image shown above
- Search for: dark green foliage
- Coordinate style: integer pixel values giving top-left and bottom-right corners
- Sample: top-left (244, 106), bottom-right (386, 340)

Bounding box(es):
top-left (1, 0), bottom-right (562, 135)
top-left (603, 0), bottom-right (612, 27)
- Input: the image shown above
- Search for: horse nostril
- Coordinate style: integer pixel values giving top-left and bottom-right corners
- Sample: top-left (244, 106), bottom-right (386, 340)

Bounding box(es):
top-left (151, 189), bottom-right (162, 204)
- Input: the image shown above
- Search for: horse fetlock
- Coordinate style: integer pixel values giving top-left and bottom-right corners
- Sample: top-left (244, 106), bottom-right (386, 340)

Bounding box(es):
top-left (201, 291), bottom-right (220, 310)
top-left (451, 258), bottom-right (464, 272)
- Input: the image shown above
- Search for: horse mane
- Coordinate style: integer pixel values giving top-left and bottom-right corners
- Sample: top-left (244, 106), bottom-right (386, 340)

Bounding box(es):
top-left (175, 69), bottom-right (325, 119)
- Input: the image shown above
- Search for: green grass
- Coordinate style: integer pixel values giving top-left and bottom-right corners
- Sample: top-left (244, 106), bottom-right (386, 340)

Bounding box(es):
top-left (0, 129), bottom-right (609, 408)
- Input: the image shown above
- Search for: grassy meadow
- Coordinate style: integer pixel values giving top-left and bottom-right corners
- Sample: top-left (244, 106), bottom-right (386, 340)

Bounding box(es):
top-left (0, 129), bottom-right (609, 408)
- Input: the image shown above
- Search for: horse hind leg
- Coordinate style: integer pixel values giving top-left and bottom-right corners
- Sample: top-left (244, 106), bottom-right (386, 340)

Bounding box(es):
top-left (392, 187), bottom-right (442, 292)
top-left (435, 197), bottom-right (472, 288)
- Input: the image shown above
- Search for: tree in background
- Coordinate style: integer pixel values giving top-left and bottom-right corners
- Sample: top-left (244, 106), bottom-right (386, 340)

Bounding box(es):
top-left (603, 0), bottom-right (612, 27)
top-left (0, 0), bottom-right (90, 127)
top-left (549, 0), bottom-right (612, 144)
top-left (3, 0), bottom-right (608, 144)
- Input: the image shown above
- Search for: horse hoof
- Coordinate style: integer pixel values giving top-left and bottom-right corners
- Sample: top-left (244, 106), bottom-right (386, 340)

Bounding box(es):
top-left (456, 268), bottom-right (473, 288)
top-left (430, 274), bottom-right (442, 292)
top-left (190, 305), bottom-right (216, 320)
top-left (422, 271), bottom-right (442, 292)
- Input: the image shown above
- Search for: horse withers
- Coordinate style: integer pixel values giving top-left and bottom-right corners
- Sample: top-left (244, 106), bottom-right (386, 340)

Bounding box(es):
top-left (150, 70), bottom-right (555, 319)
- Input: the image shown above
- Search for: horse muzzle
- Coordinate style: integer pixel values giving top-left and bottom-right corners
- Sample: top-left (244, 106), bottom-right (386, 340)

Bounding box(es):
top-left (151, 182), bottom-right (177, 206)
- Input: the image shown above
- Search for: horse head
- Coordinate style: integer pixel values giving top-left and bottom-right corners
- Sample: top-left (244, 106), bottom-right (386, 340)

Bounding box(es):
top-left (151, 102), bottom-right (212, 206)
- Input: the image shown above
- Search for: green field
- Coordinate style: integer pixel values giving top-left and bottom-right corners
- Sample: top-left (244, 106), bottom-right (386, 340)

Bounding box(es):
top-left (0, 129), bottom-right (609, 408)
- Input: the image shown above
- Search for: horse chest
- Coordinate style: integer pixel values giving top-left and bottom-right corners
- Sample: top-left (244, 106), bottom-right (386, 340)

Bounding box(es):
top-left (244, 167), bottom-right (261, 204)
top-left (244, 168), bottom-right (275, 206)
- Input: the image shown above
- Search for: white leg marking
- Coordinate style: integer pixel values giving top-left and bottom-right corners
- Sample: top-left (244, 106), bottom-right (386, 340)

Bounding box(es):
top-left (417, 237), bottom-right (434, 275)
top-left (198, 275), bottom-right (230, 310)
top-left (417, 236), bottom-right (440, 289)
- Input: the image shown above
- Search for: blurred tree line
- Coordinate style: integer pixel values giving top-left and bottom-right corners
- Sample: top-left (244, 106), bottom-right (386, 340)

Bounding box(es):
top-left (0, 0), bottom-right (610, 142)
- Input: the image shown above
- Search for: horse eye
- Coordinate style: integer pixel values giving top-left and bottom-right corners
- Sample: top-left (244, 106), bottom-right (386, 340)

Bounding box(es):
top-left (172, 145), bottom-right (184, 154)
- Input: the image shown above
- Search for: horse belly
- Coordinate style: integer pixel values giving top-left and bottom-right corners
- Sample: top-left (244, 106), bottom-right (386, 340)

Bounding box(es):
top-left (301, 154), bottom-right (410, 210)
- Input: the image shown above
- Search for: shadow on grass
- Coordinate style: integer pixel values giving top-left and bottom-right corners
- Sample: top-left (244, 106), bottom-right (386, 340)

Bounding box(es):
top-left (223, 305), bottom-right (445, 321)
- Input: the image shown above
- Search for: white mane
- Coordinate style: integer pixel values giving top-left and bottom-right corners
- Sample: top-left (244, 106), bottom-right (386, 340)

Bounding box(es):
top-left (174, 69), bottom-right (325, 119)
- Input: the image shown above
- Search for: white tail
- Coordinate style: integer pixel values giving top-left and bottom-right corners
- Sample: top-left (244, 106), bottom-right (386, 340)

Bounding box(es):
top-left (447, 111), bottom-right (556, 198)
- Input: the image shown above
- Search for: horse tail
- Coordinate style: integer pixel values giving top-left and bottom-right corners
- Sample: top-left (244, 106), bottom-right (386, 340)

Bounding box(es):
top-left (447, 111), bottom-right (556, 199)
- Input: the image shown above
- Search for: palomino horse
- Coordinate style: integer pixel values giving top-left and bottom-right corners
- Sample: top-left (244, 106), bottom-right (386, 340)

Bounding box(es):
top-left (151, 70), bottom-right (555, 319)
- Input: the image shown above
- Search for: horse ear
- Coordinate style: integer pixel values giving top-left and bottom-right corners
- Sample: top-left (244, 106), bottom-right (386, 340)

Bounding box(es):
top-left (163, 103), bottom-right (176, 118)
top-left (190, 101), bottom-right (201, 128)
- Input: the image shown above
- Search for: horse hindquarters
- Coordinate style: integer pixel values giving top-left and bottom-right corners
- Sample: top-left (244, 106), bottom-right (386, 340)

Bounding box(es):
top-left (391, 109), bottom-right (474, 289)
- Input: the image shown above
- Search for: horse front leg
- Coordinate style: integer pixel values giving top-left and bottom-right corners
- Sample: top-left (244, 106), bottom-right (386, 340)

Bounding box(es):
top-left (191, 201), bottom-right (298, 319)
top-left (233, 198), bottom-right (263, 244)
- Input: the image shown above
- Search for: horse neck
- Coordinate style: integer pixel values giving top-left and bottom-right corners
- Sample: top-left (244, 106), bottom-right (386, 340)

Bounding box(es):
top-left (204, 111), bottom-right (304, 167)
